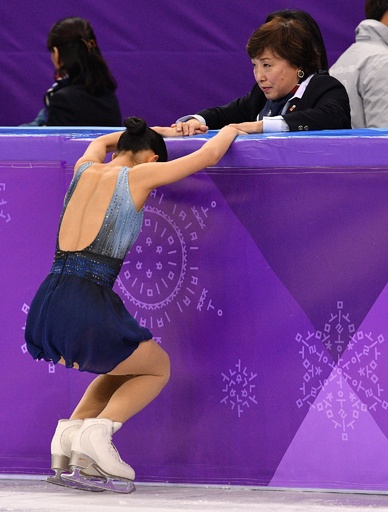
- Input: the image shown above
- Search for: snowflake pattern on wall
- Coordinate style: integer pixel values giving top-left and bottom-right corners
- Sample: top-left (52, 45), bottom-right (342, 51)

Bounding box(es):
top-left (295, 301), bottom-right (385, 440)
top-left (115, 190), bottom-right (223, 342)
top-left (0, 182), bottom-right (11, 226)
top-left (221, 359), bottom-right (258, 418)
top-left (21, 303), bottom-right (56, 374)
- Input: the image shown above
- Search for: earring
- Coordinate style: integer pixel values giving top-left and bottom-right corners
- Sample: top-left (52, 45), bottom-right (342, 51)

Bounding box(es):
top-left (297, 69), bottom-right (305, 79)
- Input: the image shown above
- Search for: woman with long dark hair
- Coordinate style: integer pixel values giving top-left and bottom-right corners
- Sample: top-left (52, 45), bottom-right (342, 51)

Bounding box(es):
top-left (23, 17), bottom-right (121, 126)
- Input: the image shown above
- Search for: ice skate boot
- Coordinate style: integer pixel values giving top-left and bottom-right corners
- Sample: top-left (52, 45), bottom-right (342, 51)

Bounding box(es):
top-left (47, 419), bottom-right (104, 492)
top-left (62, 418), bottom-right (136, 493)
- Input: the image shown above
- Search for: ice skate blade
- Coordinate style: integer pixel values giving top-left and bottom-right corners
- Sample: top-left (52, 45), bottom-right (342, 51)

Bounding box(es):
top-left (63, 468), bottom-right (136, 494)
top-left (47, 472), bottom-right (105, 492)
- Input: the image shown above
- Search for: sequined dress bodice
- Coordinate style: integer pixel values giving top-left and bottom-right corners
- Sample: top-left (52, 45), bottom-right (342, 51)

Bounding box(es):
top-left (51, 161), bottom-right (144, 287)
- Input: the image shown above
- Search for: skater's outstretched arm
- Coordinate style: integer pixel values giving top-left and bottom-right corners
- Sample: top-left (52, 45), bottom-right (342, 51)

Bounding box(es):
top-left (128, 125), bottom-right (244, 208)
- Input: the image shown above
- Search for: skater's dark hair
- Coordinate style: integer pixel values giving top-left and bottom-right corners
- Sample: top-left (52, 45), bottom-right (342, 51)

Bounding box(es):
top-left (117, 117), bottom-right (168, 162)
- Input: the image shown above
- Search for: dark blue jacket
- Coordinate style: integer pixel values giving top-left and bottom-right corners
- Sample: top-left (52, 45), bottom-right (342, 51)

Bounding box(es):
top-left (197, 72), bottom-right (351, 131)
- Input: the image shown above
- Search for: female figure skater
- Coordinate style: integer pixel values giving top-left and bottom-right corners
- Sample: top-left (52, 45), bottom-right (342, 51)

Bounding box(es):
top-left (25, 118), bottom-right (244, 493)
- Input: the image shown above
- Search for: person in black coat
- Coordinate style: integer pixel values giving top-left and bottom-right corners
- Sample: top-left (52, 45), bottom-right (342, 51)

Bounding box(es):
top-left (174, 10), bottom-right (351, 135)
top-left (23, 17), bottom-right (122, 127)
top-left (196, 72), bottom-right (350, 133)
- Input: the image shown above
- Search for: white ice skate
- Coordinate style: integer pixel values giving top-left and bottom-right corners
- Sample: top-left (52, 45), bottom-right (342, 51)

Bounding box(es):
top-left (62, 418), bottom-right (136, 493)
top-left (47, 418), bottom-right (105, 492)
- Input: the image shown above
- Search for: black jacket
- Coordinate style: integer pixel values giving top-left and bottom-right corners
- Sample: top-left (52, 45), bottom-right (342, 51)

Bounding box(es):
top-left (197, 73), bottom-right (351, 131)
top-left (46, 82), bottom-right (122, 127)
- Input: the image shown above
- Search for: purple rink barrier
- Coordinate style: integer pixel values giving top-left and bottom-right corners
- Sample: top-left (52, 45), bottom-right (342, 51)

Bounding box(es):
top-left (1, 128), bottom-right (388, 490)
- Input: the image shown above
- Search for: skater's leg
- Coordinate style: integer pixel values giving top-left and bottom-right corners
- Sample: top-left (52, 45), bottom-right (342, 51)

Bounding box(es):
top-left (61, 340), bottom-right (169, 493)
top-left (70, 375), bottom-right (132, 420)
top-left (101, 340), bottom-right (170, 423)
top-left (70, 340), bottom-right (170, 424)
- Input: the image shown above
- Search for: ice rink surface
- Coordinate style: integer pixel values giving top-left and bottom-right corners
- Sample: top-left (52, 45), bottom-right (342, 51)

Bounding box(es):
top-left (1, 478), bottom-right (388, 512)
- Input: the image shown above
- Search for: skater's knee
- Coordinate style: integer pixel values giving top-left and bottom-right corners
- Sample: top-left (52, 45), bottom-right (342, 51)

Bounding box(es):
top-left (142, 339), bottom-right (170, 384)
top-left (108, 340), bottom-right (170, 381)
top-left (159, 349), bottom-right (171, 387)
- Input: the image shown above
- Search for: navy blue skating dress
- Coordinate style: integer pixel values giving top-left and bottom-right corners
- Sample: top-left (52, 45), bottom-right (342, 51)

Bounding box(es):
top-left (25, 162), bottom-right (152, 374)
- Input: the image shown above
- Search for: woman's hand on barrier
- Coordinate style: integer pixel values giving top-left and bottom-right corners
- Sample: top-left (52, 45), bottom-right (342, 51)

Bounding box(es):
top-left (171, 119), bottom-right (209, 136)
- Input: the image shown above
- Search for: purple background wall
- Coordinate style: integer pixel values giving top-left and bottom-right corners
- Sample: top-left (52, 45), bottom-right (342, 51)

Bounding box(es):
top-left (1, 0), bottom-right (365, 127)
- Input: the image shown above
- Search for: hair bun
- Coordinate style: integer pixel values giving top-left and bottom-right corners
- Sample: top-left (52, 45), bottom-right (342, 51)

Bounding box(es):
top-left (124, 116), bottom-right (147, 136)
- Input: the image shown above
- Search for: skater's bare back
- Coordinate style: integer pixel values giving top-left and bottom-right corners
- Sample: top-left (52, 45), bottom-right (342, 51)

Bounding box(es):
top-left (59, 164), bottom-right (124, 252)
